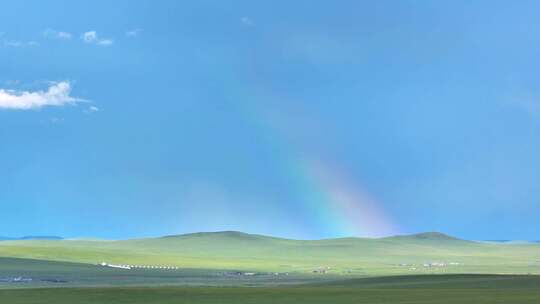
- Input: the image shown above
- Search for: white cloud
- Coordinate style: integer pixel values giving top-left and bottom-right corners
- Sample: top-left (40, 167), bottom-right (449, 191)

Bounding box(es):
top-left (57, 32), bottom-right (72, 39)
top-left (84, 105), bottom-right (100, 114)
top-left (0, 81), bottom-right (83, 110)
top-left (1, 32), bottom-right (38, 47)
top-left (97, 39), bottom-right (113, 46)
top-left (43, 29), bottom-right (72, 40)
top-left (81, 31), bottom-right (113, 46)
top-left (126, 29), bottom-right (142, 37)
top-left (82, 31), bottom-right (98, 43)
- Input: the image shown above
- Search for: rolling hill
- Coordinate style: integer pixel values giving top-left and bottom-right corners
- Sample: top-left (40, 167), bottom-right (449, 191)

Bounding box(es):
top-left (0, 231), bottom-right (538, 276)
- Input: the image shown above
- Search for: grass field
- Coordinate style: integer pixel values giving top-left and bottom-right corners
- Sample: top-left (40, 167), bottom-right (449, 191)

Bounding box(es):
top-left (1, 231), bottom-right (539, 276)
top-left (1, 275), bottom-right (539, 304)
top-left (0, 257), bottom-right (326, 288)
top-left (1, 232), bottom-right (539, 303)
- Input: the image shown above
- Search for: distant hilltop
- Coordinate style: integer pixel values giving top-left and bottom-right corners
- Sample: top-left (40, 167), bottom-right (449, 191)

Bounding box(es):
top-left (0, 231), bottom-right (535, 243)
top-left (160, 230), bottom-right (468, 242)
top-left (161, 231), bottom-right (282, 241)
top-left (482, 239), bottom-right (540, 245)
top-left (0, 236), bottom-right (63, 241)
top-left (383, 232), bottom-right (463, 241)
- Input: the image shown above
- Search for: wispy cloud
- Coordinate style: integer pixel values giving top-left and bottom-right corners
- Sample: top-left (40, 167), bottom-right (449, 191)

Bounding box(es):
top-left (97, 39), bottom-right (113, 46)
top-left (49, 117), bottom-right (65, 124)
top-left (81, 31), bottom-right (113, 46)
top-left (0, 31), bottom-right (38, 47)
top-left (506, 92), bottom-right (540, 118)
top-left (4, 80), bottom-right (21, 86)
top-left (2, 40), bottom-right (38, 47)
top-left (512, 98), bottom-right (540, 116)
top-left (126, 29), bottom-right (142, 38)
top-left (241, 17), bottom-right (254, 26)
top-left (0, 81), bottom-right (84, 110)
top-left (57, 32), bottom-right (72, 39)
top-left (43, 29), bottom-right (72, 40)
top-left (84, 105), bottom-right (100, 114)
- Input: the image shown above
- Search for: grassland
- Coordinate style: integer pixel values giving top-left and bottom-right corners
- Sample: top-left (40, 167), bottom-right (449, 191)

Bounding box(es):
top-left (0, 231), bottom-right (539, 277)
top-left (0, 257), bottom-right (323, 288)
top-left (1, 274), bottom-right (539, 304)
top-left (1, 232), bottom-right (539, 303)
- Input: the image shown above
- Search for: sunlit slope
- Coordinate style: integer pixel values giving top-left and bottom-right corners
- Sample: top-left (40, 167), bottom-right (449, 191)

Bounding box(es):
top-left (0, 231), bottom-right (539, 275)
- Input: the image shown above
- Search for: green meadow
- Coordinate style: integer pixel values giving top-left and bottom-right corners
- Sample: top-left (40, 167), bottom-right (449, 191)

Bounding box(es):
top-left (0, 231), bottom-right (539, 277)
top-left (1, 275), bottom-right (540, 304)
top-left (1, 232), bottom-right (539, 303)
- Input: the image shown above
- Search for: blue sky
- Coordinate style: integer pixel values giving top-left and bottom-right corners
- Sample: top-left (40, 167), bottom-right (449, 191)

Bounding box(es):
top-left (1, 0), bottom-right (539, 240)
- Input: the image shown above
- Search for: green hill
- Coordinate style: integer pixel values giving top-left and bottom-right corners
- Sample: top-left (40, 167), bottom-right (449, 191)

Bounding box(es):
top-left (162, 231), bottom-right (279, 241)
top-left (0, 231), bottom-right (539, 276)
top-left (384, 232), bottom-right (464, 242)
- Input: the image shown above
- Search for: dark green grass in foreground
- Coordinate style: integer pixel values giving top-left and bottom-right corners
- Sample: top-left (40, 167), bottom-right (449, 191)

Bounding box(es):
top-left (2, 288), bottom-right (539, 304)
top-left (313, 273), bottom-right (540, 289)
top-left (0, 257), bottom-right (321, 288)
top-left (1, 275), bottom-right (540, 304)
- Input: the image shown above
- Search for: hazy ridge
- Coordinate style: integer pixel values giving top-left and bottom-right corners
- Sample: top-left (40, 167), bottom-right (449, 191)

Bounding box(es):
top-left (0, 231), bottom-right (539, 276)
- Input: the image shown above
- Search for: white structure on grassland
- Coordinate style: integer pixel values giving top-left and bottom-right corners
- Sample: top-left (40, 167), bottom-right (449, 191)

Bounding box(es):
top-left (99, 262), bottom-right (179, 270)
top-left (100, 262), bottom-right (131, 270)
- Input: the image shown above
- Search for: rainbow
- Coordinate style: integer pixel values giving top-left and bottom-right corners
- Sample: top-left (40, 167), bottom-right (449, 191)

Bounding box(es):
top-left (294, 158), bottom-right (398, 237)
top-left (221, 74), bottom-right (399, 238)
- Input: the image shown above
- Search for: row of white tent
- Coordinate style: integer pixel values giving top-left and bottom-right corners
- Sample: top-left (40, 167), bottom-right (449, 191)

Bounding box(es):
top-left (131, 265), bottom-right (180, 270)
top-left (100, 262), bottom-right (179, 270)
